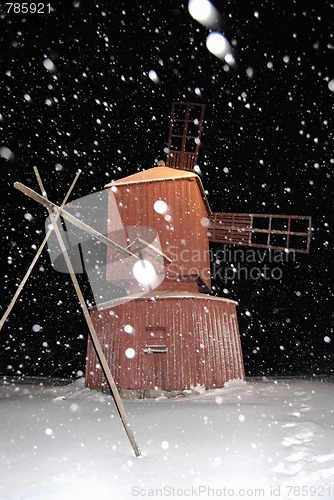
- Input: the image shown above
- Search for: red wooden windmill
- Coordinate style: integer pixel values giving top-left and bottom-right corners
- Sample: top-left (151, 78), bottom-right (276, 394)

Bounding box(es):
top-left (85, 102), bottom-right (312, 395)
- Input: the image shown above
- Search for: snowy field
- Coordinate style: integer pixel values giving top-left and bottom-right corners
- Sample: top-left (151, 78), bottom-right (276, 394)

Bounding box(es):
top-left (0, 377), bottom-right (334, 500)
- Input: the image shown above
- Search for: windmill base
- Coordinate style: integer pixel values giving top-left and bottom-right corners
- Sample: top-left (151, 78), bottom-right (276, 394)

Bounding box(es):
top-left (85, 292), bottom-right (245, 392)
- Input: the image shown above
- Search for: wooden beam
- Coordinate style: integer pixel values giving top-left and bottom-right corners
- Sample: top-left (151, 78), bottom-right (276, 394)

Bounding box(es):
top-left (33, 169), bottom-right (142, 458)
top-left (14, 182), bottom-right (139, 260)
top-left (0, 171), bottom-right (81, 332)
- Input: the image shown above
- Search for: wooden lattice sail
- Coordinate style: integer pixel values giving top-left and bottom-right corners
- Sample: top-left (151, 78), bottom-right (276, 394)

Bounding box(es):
top-left (166, 102), bottom-right (206, 171)
top-left (208, 212), bottom-right (312, 254)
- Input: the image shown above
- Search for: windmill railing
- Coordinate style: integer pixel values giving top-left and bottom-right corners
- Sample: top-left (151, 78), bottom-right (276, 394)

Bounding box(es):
top-left (207, 213), bottom-right (312, 254)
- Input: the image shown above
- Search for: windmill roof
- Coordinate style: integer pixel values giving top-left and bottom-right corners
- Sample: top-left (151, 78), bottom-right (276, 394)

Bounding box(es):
top-left (104, 165), bottom-right (212, 214)
top-left (104, 165), bottom-right (197, 186)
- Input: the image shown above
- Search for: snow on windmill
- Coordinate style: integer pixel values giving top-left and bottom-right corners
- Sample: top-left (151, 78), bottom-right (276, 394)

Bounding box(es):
top-left (85, 102), bottom-right (312, 395)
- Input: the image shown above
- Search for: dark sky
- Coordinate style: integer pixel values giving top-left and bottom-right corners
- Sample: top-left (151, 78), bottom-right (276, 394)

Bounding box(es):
top-left (0, 0), bottom-right (333, 379)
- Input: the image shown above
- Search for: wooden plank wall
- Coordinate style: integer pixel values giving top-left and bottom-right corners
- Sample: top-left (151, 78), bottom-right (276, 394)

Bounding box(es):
top-left (86, 295), bottom-right (245, 392)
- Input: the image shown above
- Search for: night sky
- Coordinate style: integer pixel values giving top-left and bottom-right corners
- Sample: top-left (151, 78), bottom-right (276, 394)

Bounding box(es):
top-left (0, 0), bottom-right (333, 380)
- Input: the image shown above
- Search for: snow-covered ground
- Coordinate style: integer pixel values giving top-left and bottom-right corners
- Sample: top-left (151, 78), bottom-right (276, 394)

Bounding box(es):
top-left (0, 377), bottom-right (333, 500)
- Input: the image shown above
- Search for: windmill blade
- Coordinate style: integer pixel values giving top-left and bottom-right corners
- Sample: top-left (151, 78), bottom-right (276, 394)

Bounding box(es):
top-left (166, 101), bottom-right (206, 171)
top-left (207, 212), bottom-right (312, 254)
top-left (14, 182), bottom-right (139, 259)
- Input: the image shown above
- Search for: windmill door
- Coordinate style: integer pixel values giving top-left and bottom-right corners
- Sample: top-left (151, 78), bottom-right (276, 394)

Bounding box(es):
top-left (142, 326), bottom-right (168, 390)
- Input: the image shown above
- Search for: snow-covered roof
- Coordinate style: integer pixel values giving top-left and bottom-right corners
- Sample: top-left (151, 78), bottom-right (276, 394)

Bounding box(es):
top-left (104, 165), bottom-right (198, 187)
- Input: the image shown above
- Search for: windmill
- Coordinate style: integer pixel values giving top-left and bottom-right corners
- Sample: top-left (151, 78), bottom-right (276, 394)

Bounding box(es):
top-left (85, 102), bottom-right (311, 396)
top-left (6, 100), bottom-right (310, 456)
